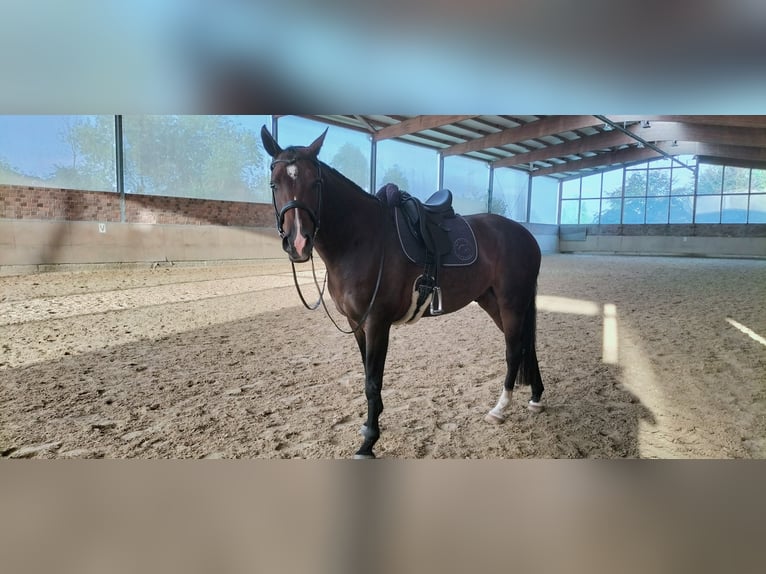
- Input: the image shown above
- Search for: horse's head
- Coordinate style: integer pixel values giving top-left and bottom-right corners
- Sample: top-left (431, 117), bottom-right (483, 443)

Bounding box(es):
top-left (261, 125), bottom-right (328, 263)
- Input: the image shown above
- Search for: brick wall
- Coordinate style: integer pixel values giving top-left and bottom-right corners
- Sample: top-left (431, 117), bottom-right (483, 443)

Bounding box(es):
top-left (125, 194), bottom-right (273, 226)
top-left (0, 184), bottom-right (274, 227)
top-left (0, 185), bottom-right (121, 221)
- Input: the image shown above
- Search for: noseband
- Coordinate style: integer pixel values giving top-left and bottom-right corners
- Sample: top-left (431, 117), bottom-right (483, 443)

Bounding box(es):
top-left (269, 156), bottom-right (323, 239)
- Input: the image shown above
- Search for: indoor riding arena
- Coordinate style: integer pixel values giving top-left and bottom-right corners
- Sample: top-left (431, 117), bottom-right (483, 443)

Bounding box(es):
top-left (2, 115), bottom-right (765, 459)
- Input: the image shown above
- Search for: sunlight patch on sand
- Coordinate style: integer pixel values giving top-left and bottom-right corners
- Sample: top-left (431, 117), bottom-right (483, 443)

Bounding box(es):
top-left (726, 318), bottom-right (766, 347)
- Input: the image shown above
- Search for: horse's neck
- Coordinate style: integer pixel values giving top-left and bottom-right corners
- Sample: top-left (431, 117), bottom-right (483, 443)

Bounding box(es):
top-left (315, 175), bottom-right (382, 267)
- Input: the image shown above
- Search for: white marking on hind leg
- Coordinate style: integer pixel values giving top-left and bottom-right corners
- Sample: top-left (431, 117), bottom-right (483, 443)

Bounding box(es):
top-left (485, 388), bottom-right (513, 424)
top-left (527, 400), bottom-right (544, 413)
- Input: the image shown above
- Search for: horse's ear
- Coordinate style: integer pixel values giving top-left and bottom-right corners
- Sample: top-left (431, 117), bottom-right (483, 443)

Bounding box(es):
top-left (307, 127), bottom-right (328, 158)
top-left (260, 125), bottom-right (283, 158)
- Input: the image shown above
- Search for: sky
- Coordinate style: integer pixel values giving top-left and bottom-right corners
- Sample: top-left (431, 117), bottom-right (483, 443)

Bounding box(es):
top-left (0, 116), bottom-right (81, 176)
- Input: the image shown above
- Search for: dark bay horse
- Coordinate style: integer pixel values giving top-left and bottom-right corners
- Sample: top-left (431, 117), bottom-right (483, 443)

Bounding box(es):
top-left (261, 126), bottom-right (544, 458)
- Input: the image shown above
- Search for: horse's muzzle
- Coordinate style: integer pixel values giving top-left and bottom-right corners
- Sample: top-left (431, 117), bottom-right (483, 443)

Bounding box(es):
top-left (283, 232), bottom-right (313, 263)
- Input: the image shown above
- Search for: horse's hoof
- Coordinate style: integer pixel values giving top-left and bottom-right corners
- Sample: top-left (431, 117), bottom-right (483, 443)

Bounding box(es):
top-left (484, 411), bottom-right (506, 424)
top-left (353, 453), bottom-right (376, 460)
top-left (527, 400), bottom-right (544, 413)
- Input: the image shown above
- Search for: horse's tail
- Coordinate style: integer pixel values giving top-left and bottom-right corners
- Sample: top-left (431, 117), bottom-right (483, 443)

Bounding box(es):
top-left (517, 283), bottom-right (540, 388)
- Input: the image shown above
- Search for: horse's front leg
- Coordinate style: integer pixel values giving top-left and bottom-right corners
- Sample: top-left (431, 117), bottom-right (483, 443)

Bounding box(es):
top-left (352, 320), bottom-right (391, 459)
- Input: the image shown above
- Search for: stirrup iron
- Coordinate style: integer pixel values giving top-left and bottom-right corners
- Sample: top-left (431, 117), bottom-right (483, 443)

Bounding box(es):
top-left (430, 286), bottom-right (443, 315)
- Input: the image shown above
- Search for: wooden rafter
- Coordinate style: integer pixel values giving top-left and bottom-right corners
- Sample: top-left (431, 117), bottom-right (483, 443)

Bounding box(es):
top-left (641, 122), bottom-right (766, 148)
top-left (372, 115), bottom-right (478, 141)
top-left (692, 142), bottom-right (766, 163)
top-left (441, 115), bottom-right (600, 157)
top-left (529, 139), bottom-right (766, 177)
top-left (495, 121), bottom-right (766, 171)
top-left (529, 143), bottom-right (697, 177)
top-left (353, 115), bottom-right (378, 134)
top-left (302, 115), bottom-right (377, 134)
top-left (607, 115), bottom-right (766, 130)
top-left (493, 129), bottom-right (635, 168)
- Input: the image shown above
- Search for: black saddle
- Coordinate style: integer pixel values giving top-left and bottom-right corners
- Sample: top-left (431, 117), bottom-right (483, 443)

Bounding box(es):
top-left (397, 189), bottom-right (454, 258)
top-left (421, 188), bottom-right (453, 213)
top-left (376, 183), bottom-right (478, 315)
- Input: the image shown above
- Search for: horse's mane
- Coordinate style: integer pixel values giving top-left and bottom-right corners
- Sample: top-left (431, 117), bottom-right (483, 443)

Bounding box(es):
top-left (321, 161), bottom-right (379, 202)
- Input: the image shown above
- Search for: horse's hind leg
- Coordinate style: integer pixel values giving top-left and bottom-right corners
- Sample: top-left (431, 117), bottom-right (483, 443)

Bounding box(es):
top-left (519, 295), bottom-right (544, 412)
top-left (476, 291), bottom-right (524, 424)
top-left (490, 310), bottom-right (527, 423)
top-left (525, 346), bottom-right (544, 412)
top-left (478, 285), bottom-right (545, 422)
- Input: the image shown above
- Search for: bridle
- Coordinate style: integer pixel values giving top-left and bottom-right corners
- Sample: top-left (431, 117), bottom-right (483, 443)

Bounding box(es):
top-left (268, 154), bottom-right (385, 335)
top-left (269, 155), bottom-right (326, 313)
top-left (269, 155), bottom-right (323, 240)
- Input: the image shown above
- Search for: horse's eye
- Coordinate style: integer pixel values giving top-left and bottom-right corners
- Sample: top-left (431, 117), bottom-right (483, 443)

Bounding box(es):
top-left (270, 182), bottom-right (277, 190)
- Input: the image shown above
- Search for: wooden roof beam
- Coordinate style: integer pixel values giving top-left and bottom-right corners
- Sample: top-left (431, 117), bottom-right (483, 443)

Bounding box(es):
top-left (372, 115), bottom-right (478, 141)
top-left (493, 129), bottom-right (636, 168)
top-left (604, 120), bottom-right (766, 148)
top-left (530, 140), bottom-right (766, 178)
top-left (653, 122), bottom-right (766, 148)
top-left (496, 121), bottom-right (766, 170)
top-left (607, 115), bottom-right (766, 129)
top-left (442, 115), bottom-right (601, 157)
top-left (302, 115), bottom-right (380, 134)
top-left (353, 115), bottom-right (379, 134)
top-left (693, 142), bottom-right (766, 163)
top-left (529, 142), bottom-right (697, 177)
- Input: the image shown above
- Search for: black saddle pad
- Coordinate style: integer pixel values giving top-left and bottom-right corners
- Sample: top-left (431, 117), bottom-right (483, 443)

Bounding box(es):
top-left (394, 208), bottom-right (478, 267)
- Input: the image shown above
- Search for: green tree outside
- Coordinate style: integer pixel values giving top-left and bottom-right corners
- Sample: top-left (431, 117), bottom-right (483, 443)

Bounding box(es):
top-left (121, 116), bottom-right (269, 202)
top-left (595, 168), bottom-right (694, 224)
top-left (53, 116), bottom-right (117, 190)
top-left (21, 116), bottom-right (272, 201)
top-left (331, 142), bottom-right (369, 191)
top-left (380, 164), bottom-right (410, 192)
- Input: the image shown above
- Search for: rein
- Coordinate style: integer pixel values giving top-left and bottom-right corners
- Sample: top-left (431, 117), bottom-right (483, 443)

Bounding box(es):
top-left (314, 233), bottom-right (385, 335)
top-left (271, 155), bottom-right (386, 335)
top-left (289, 257), bottom-right (326, 311)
